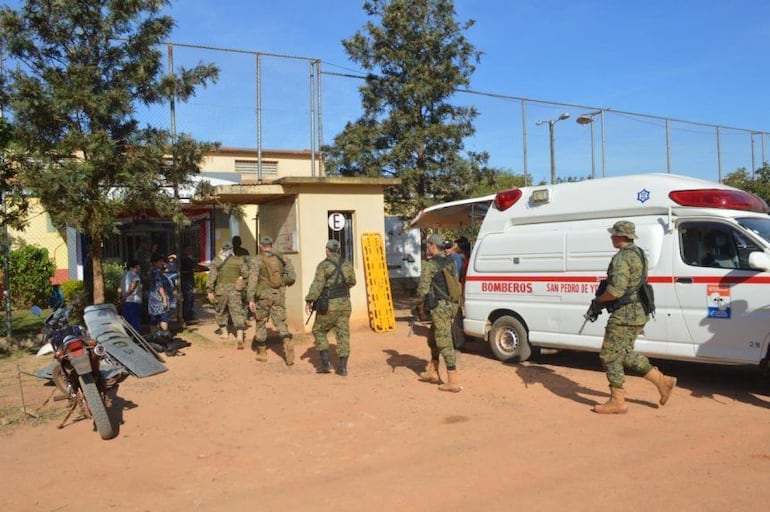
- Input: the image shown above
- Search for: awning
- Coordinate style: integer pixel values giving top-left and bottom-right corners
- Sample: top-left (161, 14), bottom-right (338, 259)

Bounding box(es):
top-left (407, 195), bottom-right (494, 230)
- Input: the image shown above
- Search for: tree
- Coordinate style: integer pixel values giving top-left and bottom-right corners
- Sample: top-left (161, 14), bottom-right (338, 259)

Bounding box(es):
top-left (0, 0), bottom-right (219, 304)
top-left (323, 0), bottom-right (485, 216)
top-left (722, 164), bottom-right (770, 205)
top-left (0, 119), bottom-right (29, 233)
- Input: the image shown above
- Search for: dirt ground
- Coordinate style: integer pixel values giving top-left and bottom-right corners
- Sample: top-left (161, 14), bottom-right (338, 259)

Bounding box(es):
top-left (0, 302), bottom-right (768, 512)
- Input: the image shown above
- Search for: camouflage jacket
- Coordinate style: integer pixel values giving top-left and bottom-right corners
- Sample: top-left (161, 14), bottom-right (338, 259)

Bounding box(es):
top-left (605, 243), bottom-right (647, 325)
top-left (305, 254), bottom-right (355, 305)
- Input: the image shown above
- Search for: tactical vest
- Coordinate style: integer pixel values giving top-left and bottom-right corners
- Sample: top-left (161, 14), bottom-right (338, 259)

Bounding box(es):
top-left (218, 255), bottom-right (244, 284)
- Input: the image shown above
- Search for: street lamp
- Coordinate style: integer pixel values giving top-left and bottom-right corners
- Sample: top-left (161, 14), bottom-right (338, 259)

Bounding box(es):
top-left (576, 110), bottom-right (605, 178)
top-left (536, 112), bottom-right (570, 184)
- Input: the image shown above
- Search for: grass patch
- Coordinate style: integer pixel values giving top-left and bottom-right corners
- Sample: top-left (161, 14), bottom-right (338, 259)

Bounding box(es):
top-left (0, 309), bottom-right (48, 357)
top-left (0, 401), bottom-right (65, 436)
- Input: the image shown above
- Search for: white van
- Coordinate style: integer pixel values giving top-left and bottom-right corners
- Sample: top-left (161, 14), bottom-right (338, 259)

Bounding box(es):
top-left (411, 173), bottom-right (770, 369)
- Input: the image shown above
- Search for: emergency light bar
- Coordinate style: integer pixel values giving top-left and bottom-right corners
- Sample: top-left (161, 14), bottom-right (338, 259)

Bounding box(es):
top-left (669, 189), bottom-right (769, 213)
top-left (493, 188), bottom-right (522, 211)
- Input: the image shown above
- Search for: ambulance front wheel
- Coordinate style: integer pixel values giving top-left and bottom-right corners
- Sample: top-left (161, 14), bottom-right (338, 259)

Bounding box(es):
top-left (489, 315), bottom-right (532, 362)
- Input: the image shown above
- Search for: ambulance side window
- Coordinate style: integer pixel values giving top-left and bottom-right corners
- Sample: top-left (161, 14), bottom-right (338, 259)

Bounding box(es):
top-left (680, 222), bottom-right (759, 270)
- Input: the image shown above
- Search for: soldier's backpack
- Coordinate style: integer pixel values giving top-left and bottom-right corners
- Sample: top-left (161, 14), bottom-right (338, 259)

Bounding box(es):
top-left (442, 264), bottom-right (463, 302)
top-left (281, 257), bottom-right (296, 287)
top-left (635, 247), bottom-right (656, 317)
top-left (263, 251), bottom-right (286, 289)
top-left (431, 259), bottom-right (463, 303)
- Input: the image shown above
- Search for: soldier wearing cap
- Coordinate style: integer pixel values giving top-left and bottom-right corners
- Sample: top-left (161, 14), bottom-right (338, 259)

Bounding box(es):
top-left (415, 233), bottom-right (462, 392)
top-left (304, 239), bottom-right (356, 375)
top-left (591, 220), bottom-right (676, 413)
top-left (206, 241), bottom-right (250, 346)
top-left (247, 235), bottom-right (296, 364)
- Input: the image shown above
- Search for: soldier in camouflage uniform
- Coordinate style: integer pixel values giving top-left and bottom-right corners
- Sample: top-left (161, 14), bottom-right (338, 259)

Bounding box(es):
top-left (304, 239), bottom-right (356, 375)
top-left (206, 242), bottom-right (250, 348)
top-left (247, 235), bottom-right (295, 364)
top-left (591, 220), bottom-right (677, 413)
top-left (415, 233), bottom-right (462, 392)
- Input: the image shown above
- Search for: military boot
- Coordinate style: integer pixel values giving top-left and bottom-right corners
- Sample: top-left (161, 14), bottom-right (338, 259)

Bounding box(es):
top-left (438, 369), bottom-right (462, 392)
top-left (236, 329), bottom-right (245, 350)
top-left (318, 350), bottom-right (332, 374)
top-left (592, 386), bottom-right (628, 414)
top-left (283, 339), bottom-right (295, 366)
top-left (336, 356), bottom-right (348, 376)
top-left (255, 342), bottom-right (268, 362)
top-left (644, 367), bottom-right (677, 405)
top-left (418, 360), bottom-right (441, 384)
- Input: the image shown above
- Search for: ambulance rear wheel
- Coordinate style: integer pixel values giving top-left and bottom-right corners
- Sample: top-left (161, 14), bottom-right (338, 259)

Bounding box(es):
top-left (489, 316), bottom-right (531, 362)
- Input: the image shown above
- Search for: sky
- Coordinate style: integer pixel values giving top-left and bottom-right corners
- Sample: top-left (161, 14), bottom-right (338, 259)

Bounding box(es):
top-left (8, 0), bottom-right (770, 185)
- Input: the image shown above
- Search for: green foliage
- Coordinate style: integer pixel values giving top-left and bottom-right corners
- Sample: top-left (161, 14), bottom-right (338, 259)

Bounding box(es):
top-left (0, 1), bottom-right (219, 303)
top-left (103, 261), bottom-right (125, 305)
top-left (323, 0), bottom-right (488, 216)
top-left (723, 163), bottom-right (770, 204)
top-left (0, 118), bottom-right (29, 232)
top-left (469, 169), bottom-right (530, 197)
top-left (194, 272), bottom-right (208, 293)
top-left (6, 245), bottom-right (54, 308)
top-left (60, 279), bottom-right (85, 304)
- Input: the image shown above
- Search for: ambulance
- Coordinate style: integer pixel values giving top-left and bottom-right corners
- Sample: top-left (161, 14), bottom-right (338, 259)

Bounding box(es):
top-left (411, 173), bottom-right (770, 369)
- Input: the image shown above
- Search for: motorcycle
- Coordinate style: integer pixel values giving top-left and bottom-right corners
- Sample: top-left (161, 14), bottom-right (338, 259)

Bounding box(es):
top-left (40, 304), bottom-right (121, 440)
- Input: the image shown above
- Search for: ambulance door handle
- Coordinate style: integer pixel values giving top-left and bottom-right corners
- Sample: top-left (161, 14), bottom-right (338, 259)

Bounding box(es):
top-left (675, 277), bottom-right (693, 284)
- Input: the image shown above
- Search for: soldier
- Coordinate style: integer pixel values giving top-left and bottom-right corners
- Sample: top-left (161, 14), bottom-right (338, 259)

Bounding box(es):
top-left (304, 239), bottom-right (356, 375)
top-left (247, 235), bottom-right (296, 364)
top-left (232, 235), bottom-right (250, 256)
top-left (591, 220), bottom-right (677, 414)
top-left (415, 234), bottom-right (462, 392)
top-left (206, 241), bottom-right (250, 348)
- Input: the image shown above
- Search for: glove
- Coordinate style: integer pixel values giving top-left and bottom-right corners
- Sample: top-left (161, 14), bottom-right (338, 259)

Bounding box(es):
top-left (207, 291), bottom-right (215, 304)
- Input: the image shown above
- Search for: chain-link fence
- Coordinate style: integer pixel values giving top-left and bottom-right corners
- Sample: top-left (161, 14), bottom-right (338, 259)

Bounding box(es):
top-left (136, 42), bottom-right (768, 186)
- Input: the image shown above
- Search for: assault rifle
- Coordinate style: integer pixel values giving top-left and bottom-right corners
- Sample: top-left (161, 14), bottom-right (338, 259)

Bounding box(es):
top-left (578, 279), bottom-right (608, 335)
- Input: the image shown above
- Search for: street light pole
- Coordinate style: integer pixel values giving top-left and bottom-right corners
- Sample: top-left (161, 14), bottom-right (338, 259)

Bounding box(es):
top-left (536, 112), bottom-right (570, 185)
top-left (577, 110), bottom-right (605, 179)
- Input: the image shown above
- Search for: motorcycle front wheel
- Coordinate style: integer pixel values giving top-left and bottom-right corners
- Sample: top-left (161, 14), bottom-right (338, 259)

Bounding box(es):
top-left (78, 373), bottom-right (116, 440)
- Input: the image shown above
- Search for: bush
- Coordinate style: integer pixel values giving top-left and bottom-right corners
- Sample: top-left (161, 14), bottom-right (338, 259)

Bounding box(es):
top-left (60, 279), bottom-right (85, 303)
top-left (6, 246), bottom-right (54, 308)
top-left (103, 261), bottom-right (124, 304)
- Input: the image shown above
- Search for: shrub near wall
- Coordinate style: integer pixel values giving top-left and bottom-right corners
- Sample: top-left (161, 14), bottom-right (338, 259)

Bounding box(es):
top-left (103, 261), bottom-right (124, 305)
top-left (60, 280), bottom-right (85, 304)
top-left (6, 246), bottom-right (54, 309)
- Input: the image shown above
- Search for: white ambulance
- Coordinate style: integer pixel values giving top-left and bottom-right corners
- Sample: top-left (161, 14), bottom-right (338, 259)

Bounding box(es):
top-left (412, 173), bottom-right (770, 369)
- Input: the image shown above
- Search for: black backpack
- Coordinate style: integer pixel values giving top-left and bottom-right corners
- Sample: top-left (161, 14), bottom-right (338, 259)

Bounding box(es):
top-left (633, 247), bottom-right (656, 318)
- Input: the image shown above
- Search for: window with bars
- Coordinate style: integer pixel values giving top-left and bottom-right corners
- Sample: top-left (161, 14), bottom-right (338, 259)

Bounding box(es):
top-left (235, 159), bottom-right (277, 177)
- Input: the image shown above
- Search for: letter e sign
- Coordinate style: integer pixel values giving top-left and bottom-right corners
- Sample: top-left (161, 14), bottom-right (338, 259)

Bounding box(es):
top-left (328, 212), bottom-right (346, 232)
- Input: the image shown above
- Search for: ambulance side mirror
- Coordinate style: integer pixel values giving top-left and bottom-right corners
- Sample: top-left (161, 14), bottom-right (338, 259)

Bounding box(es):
top-left (748, 252), bottom-right (770, 271)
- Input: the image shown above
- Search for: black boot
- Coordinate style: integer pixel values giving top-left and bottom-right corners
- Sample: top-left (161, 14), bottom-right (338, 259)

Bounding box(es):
top-left (318, 350), bottom-right (332, 374)
top-left (336, 356), bottom-right (348, 376)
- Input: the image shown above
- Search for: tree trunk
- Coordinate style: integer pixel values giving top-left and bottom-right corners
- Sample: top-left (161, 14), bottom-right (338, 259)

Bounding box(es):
top-left (90, 239), bottom-right (105, 305)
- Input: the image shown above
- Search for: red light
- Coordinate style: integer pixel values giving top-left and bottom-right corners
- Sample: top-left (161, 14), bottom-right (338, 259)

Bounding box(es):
top-left (669, 189), bottom-right (769, 213)
top-left (64, 339), bottom-right (85, 356)
top-left (493, 188), bottom-right (523, 211)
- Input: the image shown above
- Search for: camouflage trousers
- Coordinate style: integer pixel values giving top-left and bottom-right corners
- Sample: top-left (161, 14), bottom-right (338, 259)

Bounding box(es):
top-left (214, 286), bottom-right (247, 331)
top-left (312, 302), bottom-right (352, 358)
top-left (599, 320), bottom-right (653, 388)
top-left (427, 300), bottom-right (459, 368)
top-left (252, 293), bottom-right (290, 342)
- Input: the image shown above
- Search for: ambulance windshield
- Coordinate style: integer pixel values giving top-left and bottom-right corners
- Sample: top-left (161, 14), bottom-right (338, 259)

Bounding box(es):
top-left (736, 217), bottom-right (770, 245)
